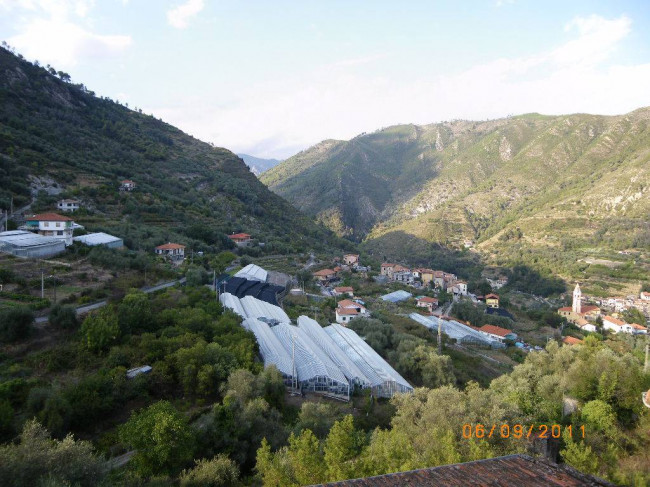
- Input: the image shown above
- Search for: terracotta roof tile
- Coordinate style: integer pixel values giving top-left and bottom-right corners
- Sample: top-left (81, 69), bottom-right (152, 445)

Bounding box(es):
top-left (27, 213), bottom-right (73, 222)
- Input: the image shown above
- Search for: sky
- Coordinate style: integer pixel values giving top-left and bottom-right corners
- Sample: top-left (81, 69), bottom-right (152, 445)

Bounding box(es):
top-left (1, 1), bottom-right (649, 159)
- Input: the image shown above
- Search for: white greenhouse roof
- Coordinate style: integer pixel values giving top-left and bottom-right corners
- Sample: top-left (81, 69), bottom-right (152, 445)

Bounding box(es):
top-left (0, 230), bottom-right (61, 247)
top-left (73, 232), bottom-right (122, 246)
top-left (297, 316), bottom-right (372, 386)
top-left (325, 324), bottom-right (413, 395)
top-left (381, 290), bottom-right (413, 302)
top-left (234, 263), bottom-right (268, 282)
top-left (272, 323), bottom-right (349, 386)
top-left (409, 313), bottom-right (503, 347)
top-left (220, 292), bottom-right (247, 319)
top-left (240, 295), bottom-right (290, 324)
top-left (242, 318), bottom-right (294, 378)
top-left (219, 293), bottom-right (290, 324)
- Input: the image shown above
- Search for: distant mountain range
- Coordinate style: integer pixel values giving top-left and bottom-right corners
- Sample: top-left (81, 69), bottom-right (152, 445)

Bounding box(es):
top-left (0, 46), bottom-right (343, 254)
top-left (261, 111), bottom-right (650, 288)
top-left (238, 154), bottom-right (282, 176)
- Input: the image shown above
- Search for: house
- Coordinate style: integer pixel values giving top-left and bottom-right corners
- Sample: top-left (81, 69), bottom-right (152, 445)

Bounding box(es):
top-left (120, 179), bottom-right (136, 191)
top-left (381, 263), bottom-right (396, 277)
top-left (628, 323), bottom-right (648, 335)
top-left (228, 233), bottom-right (252, 246)
top-left (393, 270), bottom-right (415, 284)
top-left (155, 242), bottom-right (185, 260)
top-left (602, 315), bottom-right (625, 333)
top-left (416, 296), bottom-right (438, 313)
top-left (485, 293), bottom-right (500, 308)
top-left (313, 268), bottom-right (337, 283)
top-left (24, 213), bottom-right (74, 246)
top-left (56, 199), bottom-right (80, 212)
top-left (562, 336), bottom-right (583, 346)
top-left (413, 268), bottom-right (435, 285)
top-left (641, 292), bottom-right (650, 301)
top-left (575, 317), bottom-right (597, 333)
top-left (334, 286), bottom-right (354, 297)
top-left (343, 254), bottom-right (359, 266)
top-left (478, 324), bottom-right (517, 343)
top-left (335, 299), bottom-right (369, 324)
top-left (451, 280), bottom-right (468, 296)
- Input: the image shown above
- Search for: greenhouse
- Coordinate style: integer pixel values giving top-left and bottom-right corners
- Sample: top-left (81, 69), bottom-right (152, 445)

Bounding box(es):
top-left (242, 317), bottom-right (295, 384)
top-left (297, 316), bottom-right (373, 388)
top-left (272, 323), bottom-right (350, 399)
top-left (234, 263), bottom-right (268, 282)
top-left (220, 293), bottom-right (290, 324)
top-left (409, 313), bottom-right (505, 348)
top-left (324, 324), bottom-right (413, 398)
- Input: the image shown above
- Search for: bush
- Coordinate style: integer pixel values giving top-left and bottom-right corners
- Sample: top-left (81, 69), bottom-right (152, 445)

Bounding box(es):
top-left (48, 304), bottom-right (78, 330)
top-left (0, 306), bottom-right (34, 342)
top-left (80, 307), bottom-right (120, 353)
top-left (0, 420), bottom-right (106, 487)
top-left (179, 455), bottom-right (240, 487)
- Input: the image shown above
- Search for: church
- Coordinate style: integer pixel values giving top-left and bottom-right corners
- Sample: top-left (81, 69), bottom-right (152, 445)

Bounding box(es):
top-left (558, 284), bottom-right (600, 332)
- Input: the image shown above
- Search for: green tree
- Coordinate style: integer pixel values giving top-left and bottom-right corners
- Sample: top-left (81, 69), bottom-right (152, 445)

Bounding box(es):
top-left (621, 307), bottom-right (646, 326)
top-left (117, 290), bottom-right (152, 334)
top-left (0, 420), bottom-right (105, 487)
top-left (323, 415), bottom-right (364, 481)
top-left (49, 304), bottom-right (78, 330)
top-left (180, 455), bottom-right (240, 487)
top-left (80, 306), bottom-right (120, 353)
top-left (119, 400), bottom-right (196, 477)
top-left (0, 306), bottom-right (34, 343)
top-left (287, 429), bottom-right (326, 485)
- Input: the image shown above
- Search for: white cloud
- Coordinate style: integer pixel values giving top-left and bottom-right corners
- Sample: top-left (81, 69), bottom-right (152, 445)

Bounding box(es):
top-left (167, 0), bottom-right (204, 29)
top-left (149, 15), bottom-right (650, 159)
top-left (4, 0), bottom-right (131, 68)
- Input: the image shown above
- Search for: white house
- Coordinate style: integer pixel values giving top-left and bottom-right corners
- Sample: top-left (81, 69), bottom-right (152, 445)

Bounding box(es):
top-left (25, 213), bottom-right (74, 246)
top-left (478, 325), bottom-right (517, 343)
top-left (602, 315), bottom-right (626, 333)
top-left (120, 179), bottom-right (136, 191)
top-left (451, 280), bottom-right (468, 296)
top-left (335, 299), bottom-right (369, 324)
top-left (416, 296), bottom-right (438, 313)
top-left (57, 199), bottom-right (80, 212)
top-left (155, 242), bottom-right (185, 260)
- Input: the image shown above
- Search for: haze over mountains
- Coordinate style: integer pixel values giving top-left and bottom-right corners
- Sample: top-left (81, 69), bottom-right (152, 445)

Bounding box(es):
top-left (261, 111), bottom-right (650, 288)
top-left (237, 154), bottom-right (282, 176)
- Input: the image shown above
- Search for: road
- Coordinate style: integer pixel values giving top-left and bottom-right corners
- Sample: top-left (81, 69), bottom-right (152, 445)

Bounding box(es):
top-left (34, 277), bottom-right (186, 324)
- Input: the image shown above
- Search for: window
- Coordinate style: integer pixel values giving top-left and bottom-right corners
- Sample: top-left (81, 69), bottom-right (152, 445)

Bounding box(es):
top-left (56, 222), bottom-right (61, 227)
top-left (44, 222), bottom-right (49, 227)
top-left (57, 231), bottom-right (63, 235)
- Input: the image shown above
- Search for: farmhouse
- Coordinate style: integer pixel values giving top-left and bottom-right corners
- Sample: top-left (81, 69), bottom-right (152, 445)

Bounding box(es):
top-left (335, 299), bottom-right (369, 324)
top-left (416, 296), bottom-right (438, 313)
top-left (56, 199), bottom-right (80, 212)
top-left (313, 268), bottom-right (337, 283)
top-left (120, 179), bottom-right (136, 191)
top-left (333, 286), bottom-right (354, 297)
top-left (228, 233), bottom-right (252, 246)
top-left (485, 293), bottom-right (500, 308)
top-left (155, 242), bottom-right (185, 260)
top-left (478, 324), bottom-right (517, 343)
top-left (24, 213), bottom-right (74, 246)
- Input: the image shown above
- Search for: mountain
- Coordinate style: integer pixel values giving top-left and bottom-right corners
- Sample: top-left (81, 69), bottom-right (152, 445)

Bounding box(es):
top-left (237, 154), bottom-right (281, 176)
top-left (0, 47), bottom-right (343, 254)
top-left (261, 112), bottom-right (650, 286)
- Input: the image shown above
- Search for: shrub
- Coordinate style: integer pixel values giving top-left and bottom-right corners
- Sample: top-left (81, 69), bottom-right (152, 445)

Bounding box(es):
top-left (179, 455), bottom-right (240, 487)
top-left (48, 304), bottom-right (78, 330)
top-left (0, 306), bottom-right (34, 342)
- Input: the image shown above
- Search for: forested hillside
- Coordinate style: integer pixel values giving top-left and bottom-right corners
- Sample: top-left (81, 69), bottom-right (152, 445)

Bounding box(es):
top-left (0, 46), bottom-right (343, 254)
top-left (262, 113), bottom-right (650, 291)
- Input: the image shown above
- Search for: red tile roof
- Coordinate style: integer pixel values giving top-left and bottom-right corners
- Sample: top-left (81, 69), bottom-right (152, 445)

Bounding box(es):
top-left (581, 305), bottom-right (600, 313)
top-left (417, 296), bottom-right (438, 304)
top-left (156, 243), bottom-right (185, 250)
top-left (562, 336), bottom-right (583, 345)
top-left (630, 323), bottom-right (647, 331)
top-left (313, 268), bottom-right (336, 276)
top-left (27, 213), bottom-right (73, 222)
top-left (338, 299), bottom-right (362, 308)
top-left (558, 307), bottom-right (572, 312)
top-left (320, 454), bottom-right (613, 486)
top-left (335, 286), bottom-right (354, 293)
top-left (381, 263), bottom-right (396, 268)
top-left (337, 308), bottom-right (359, 315)
top-left (604, 315), bottom-right (625, 326)
top-left (485, 293), bottom-right (499, 299)
top-left (479, 324), bottom-right (513, 337)
top-left (228, 233), bottom-right (251, 240)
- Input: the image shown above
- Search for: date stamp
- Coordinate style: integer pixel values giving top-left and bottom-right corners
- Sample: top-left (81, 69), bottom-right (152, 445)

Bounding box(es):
top-left (462, 424), bottom-right (585, 439)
